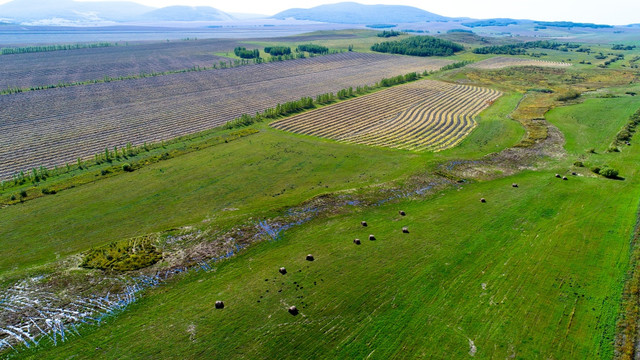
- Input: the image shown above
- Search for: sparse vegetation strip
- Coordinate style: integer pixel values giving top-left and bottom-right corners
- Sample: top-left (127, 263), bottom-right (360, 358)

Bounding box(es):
top-left (1, 42), bottom-right (118, 55)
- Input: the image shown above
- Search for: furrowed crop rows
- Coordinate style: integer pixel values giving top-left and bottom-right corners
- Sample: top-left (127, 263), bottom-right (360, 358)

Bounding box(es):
top-left (0, 52), bottom-right (452, 179)
top-left (271, 80), bottom-right (501, 152)
top-left (0, 39), bottom-right (240, 89)
top-left (468, 56), bottom-right (572, 69)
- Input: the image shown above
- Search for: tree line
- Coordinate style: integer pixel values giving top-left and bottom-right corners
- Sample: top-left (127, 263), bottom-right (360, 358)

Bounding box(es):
top-left (473, 40), bottom-right (580, 55)
top-left (224, 71), bottom-right (426, 130)
top-left (234, 47), bottom-right (260, 59)
top-left (371, 36), bottom-right (464, 57)
top-left (296, 44), bottom-right (329, 54)
top-left (265, 46), bottom-right (292, 56)
top-left (1, 42), bottom-right (118, 55)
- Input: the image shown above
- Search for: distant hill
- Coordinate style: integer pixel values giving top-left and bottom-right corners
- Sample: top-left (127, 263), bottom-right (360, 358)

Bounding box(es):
top-left (141, 6), bottom-right (235, 22)
top-left (273, 2), bottom-right (448, 24)
top-left (462, 18), bottom-right (520, 28)
top-left (0, 0), bottom-right (153, 23)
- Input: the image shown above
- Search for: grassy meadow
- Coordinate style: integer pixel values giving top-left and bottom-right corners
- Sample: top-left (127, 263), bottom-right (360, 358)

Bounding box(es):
top-left (21, 94), bottom-right (640, 359)
top-left (2, 30), bottom-right (640, 360)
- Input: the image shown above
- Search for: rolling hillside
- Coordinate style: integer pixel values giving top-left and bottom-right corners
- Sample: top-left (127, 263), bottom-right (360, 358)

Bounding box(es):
top-left (273, 2), bottom-right (448, 24)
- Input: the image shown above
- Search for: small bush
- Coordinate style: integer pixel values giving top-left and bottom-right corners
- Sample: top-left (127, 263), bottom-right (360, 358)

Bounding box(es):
top-left (587, 148), bottom-right (596, 154)
top-left (617, 130), bottom-right (632, 142)
top-left (41, 188), bottom-right (56, 195)
top-left (607, 146), bottom-right (620, 153)
top-left (574, 161), bottom-right (584, 167)
top-left (19, 190), bottom-right (27, 198)
top-left (101, 169), bottom-right (111, 176)
top-left (122, 163), bottom-right (133, 172)
top-left (600, 167), bottom-right (619, 179)
top-left (591, 166), bottom-right (601, 174)
top-left (10, 194), bottom-right (16, 201)
top-left (556, 90), bottom-right (581, 101)
top-left (80, 235), bottom-right (162, 271)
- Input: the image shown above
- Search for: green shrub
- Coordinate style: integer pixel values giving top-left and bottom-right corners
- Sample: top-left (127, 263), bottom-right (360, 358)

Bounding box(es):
top-left (556, 90), bottom-right (581, 101)
top-left (587, 148), bottom-right (596, 154)
top-left (607, 146), bottom-right (620, 153)
top-left (573, 161), bottom-right (584, 167)
top-left (19, 190), bottom-right (27, 198)
top-left (600, 167), bottom-right (619, 179)
top-left (80, 235), bottom-right (162, 271)
top-left (41, 188), bottom-right (56, 195)
top-left (122, 163), bottom-right (133, 172)
top-left (591, 166), bottom-right (601, 174)
top-left (10, 194), bottom-right (16, 201)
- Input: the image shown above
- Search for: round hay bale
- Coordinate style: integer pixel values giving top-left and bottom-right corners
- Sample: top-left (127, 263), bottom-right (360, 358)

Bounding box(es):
top-left (399, 210), bottom-right (406, 216)
top-left (306, 254), bottom-right (314, 261)
top-left (480, 198), bottom-right (486, 203)
top-left (361, 221), bottom-right (368, 227)
top-left (215, 301), bottom-right (224, 309)
top-left (402, 227), bottom-right (409, 234)
top-left (562, 176), bottom-right (568, 181)
top-left (279, 267), bottom-right (287, 275)
top-left (369, 234), bottom-right (376, 241)
top-left (353, 238), bottom-right (361, 245)
top-left (288, 306), bottom-right (299, 315)
top-left (555, 174), bottom-right (561, 178)
top-left (512, 183), bottom-right (518, 188)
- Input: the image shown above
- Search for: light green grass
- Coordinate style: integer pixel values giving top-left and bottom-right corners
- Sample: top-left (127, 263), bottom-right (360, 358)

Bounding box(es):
top-left (546, 96), bottom-right (640, 154)
top-left (17, 82), bottom-right (640, 360)
top-left (0, 84), bottom-right (522, 278)
top-left (26, 151), bottom-right (640, 359)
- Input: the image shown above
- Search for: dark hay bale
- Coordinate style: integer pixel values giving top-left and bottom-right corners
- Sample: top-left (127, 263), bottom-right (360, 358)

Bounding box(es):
top-left (279, 267), bottom-right (287, 275)
top-left (361, 221), bottom-right (368, 227)
top-left (369, 234), bottom-right (376, 241)
top-left (353, 238), bottom-right (361, 245)
top-left (288, 306), bottom-right (299, 315)
top-left (306, 254), bottom-right (315, 261)
top-left (215, 301), bottom-right (224, 309)
top-left (512, 183), bottom-right (518, 188)
top-left (402, 227), bottom-right (409, 233)
top-left (562, 176), bottom-right (568, 180)
top-left (480, 198), bottom-right (486, 203)
top-left (399, 210), bottom-right (406, 216)
top-left (555, 174), bottom-right (561, 178)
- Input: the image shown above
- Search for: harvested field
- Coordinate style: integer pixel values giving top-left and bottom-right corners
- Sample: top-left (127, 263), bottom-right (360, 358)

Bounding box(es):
top-left (0, 39), bottom-right (240, 89)
top-left (271, 80), bottom-right (501, 152)
top-left (469, 57), bottom-right (572, 70)
top-left (0, 52), bottom-right (451, 180)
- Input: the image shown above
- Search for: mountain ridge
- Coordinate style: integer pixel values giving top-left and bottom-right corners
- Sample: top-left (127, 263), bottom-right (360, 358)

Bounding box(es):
top-left (272, 2), bottom-right (448, 24)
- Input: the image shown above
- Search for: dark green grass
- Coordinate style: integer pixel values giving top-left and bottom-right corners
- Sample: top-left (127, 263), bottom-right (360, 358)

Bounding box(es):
top-left (19, 94), bottom-right (640, 359)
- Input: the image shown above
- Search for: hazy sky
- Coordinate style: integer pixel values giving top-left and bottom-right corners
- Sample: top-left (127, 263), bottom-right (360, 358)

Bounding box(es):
top-left (2, 0), bottom-right (639, 25)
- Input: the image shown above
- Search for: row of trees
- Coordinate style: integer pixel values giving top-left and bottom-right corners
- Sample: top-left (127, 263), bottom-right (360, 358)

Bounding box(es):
top-left (377, 30), bottom-right (405, 38)
top-left (264, 46), bottom-right (292, 56)
top-left (371, 36), bottom-right (464, 57)
top-left (234, 47), bottom-right (260, 59)
top-left (472, 40), bottom-right (580, 55)
top-left (296, 44), bottom-right (329, 54)
top-left (223, 71), bottom-right (425, 130)
top-left (1, 42), bottom-right (117, 55)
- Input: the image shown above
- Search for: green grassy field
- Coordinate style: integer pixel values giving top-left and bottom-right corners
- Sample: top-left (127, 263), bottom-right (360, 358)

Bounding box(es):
top-left (3, 30), bottom-right (640, 359)
top-left (0, 90), bottom-right (523, 278)
top-left (18, 82), bottom-right (640, 360)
